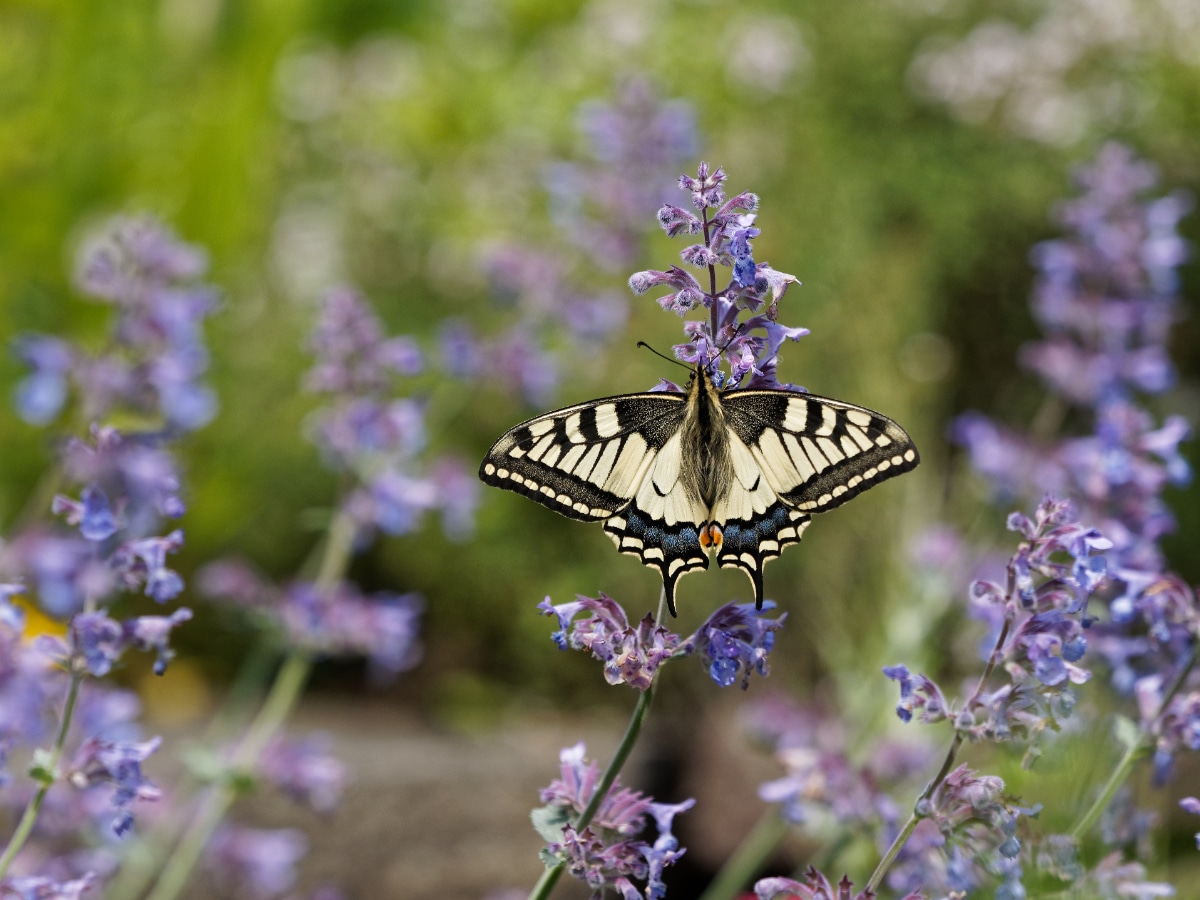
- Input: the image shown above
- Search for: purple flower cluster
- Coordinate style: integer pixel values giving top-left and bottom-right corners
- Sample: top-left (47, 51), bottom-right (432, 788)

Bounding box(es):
top-left (884, 144), bottom-right (1198, 893)
top-left (14, 215), bottom-right (217, 431)
top-left (757, 867), bottom-right (924, 900)
top-left (0, 617), bottom-right (169, 853)
top-left (1, 426), bottom-right (189, 617)
top-left (538, 594), bottom-right (785, 691)
top-left (951, 146), bottom-right (1196, 723)
top-left (205, 825), bottom-right (308, 898)
top-left (534, 743), bottom-right (693, 900)
top-left (889, 767), bottom-right (1040, 898)
top-left (306, 286), bottom-right (478, 541)
top-left (629, 162), bottom-right (805, 390)
top-left (259, 733), bottom-right (347, 814)
top-left (748, 695), bottom-right (918, 833)
top-left (887, 498), bottom-right (1109, 754)
top-left (198, 560), bottom-right (423, 682)
top-left (447, 82), bottom-right (697, 406)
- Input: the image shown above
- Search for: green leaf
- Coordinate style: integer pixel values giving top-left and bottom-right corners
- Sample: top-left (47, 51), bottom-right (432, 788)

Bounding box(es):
top-left (1113, 715), bottom-right (1144, 752)
top-left (28, 748), bottom-right (56, 785)
top-left (531, 804), bottom-right (572, 844)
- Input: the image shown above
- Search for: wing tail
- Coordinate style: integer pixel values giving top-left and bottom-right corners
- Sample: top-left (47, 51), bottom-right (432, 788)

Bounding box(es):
top-left (715, 504), bottom-right (811, 609)
top-left (604, 505), bottom-right (709, 617)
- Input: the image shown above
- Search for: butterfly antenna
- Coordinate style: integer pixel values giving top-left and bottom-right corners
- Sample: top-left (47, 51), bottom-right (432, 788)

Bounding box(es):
top-left (636, 341), bottom-right (692, 373)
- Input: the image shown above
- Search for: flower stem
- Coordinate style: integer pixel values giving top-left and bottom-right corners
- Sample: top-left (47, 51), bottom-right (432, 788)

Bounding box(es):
top-left (143, 508), bottom-right (358, 900)
top-left (865, 612), bottom-right (1014, 893)
top-left (528, 677), bottom-right (659, 900)
top-left (0, 672), bottom-right (83, 879)
top-left (1068, 644), bottom-right (1197, 840)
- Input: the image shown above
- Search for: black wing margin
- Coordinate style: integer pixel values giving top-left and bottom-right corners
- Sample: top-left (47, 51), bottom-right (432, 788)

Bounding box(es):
top-left (479, 392), bottom-right (688, 522)
top-left (721, 389), bottom-right (919, 513)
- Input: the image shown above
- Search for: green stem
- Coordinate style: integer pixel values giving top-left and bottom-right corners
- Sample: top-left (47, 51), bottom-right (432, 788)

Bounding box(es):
top-left (528, 679), bottom-right (659, 900)
top-left (866, 612), bottom-right (1014, 894)
top-left (143, 509), bottom-right (358, 900)
top-left (0, 672), bottom-right (83, 879)
top-left (144, 651), bottom-right (313, 900)
top-left (698, 809), bottom-right (789, 900)
top-left (1069, 644), bottom-right (1198, 841)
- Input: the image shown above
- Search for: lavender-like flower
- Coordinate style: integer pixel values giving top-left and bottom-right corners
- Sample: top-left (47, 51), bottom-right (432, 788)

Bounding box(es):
top-left (539, 594), bottom-right (785, 690)
top-left (306, 286), bottom-right (478, 541)
top-left (757, 867), bottom-right (924, 900)
top-left (259, 734), bottom-right (347, 814)
top-left (456, 82), bottom-right (698, 406)
top-left (629, 162), bottom-right (805, 390)
top-left (887, 498), bottom-right (1109, 761)
top-left (198, 561), bottom-right (423, 682)
top-left (951, 147), bottom-right (1195, 732)
top-left (66, 736), bottom-right (162, 837)
top-left (205, 826), bottom-right (308, 898)
top-left (14, 215), bottom-right (217, 431)
top-left (0, 873), bottom-right (95, 900)
top-left (534, 743), bottom-right (693, 900)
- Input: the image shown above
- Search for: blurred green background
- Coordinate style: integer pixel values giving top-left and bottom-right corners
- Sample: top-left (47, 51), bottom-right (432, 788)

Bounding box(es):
top-left (2, 0), bottom-right (1199, 894)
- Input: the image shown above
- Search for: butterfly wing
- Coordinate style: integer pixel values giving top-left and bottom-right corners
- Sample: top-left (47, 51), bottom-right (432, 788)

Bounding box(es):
top-left (480, 392), bottom-right (709, 612)
top-left (601, 430), bottom-right (711, 616)
top-left (716, 388), bottom-right (919, 605)
top-left (480, 392), bottom-right (688, 520)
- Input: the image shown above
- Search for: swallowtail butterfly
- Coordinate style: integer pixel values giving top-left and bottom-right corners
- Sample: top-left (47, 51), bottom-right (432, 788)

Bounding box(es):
top-left (480, 366), bottom-right (918, 615)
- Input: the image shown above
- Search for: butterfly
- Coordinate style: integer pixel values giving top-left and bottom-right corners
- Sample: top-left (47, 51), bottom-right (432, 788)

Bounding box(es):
top-left (479, 365), bottom-right (919, 615)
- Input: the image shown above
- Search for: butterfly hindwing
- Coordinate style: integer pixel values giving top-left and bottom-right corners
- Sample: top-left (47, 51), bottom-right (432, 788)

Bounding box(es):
top-left (722, 389), bottom-right (920, 513)
top-left (479, 392), bottom-right (688, 522)
top-left (603, 432), bottom-right (710, 616)
top-left (709, 432), bottom-right (813, 604)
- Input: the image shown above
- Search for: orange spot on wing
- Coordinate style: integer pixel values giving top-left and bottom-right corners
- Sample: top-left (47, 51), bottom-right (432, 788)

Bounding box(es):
top-left (700, 524), bottom-right (723, 550)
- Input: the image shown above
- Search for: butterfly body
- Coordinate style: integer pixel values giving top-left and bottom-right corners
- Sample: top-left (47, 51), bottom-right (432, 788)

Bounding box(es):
top-left (480, 366), bottom-right (918, 615)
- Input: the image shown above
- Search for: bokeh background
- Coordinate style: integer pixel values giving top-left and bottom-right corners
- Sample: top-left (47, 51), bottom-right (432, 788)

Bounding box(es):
top-left (2, 0), bottom-right (1199, 897)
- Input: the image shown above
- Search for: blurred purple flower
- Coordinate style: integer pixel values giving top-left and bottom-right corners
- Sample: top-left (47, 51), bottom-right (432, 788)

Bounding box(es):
top-left (207, 826), bottom-right (307, 898)
top-left (260, 733), bottom-right (346, 814)
top-left (306, 287), bottom-right (478, 541)
top-left (66, 736), bottom-right (162, 836)
top-left (200, 563), bottom-right (423, 682)
top-left (0, 873), bottom-right (95, 900)
top-left (757, 867), bottom-right (924, 900)
top-left (12, 337), bottom-right (74, 426)
top-left (13, 215), bottom-right (218, 431)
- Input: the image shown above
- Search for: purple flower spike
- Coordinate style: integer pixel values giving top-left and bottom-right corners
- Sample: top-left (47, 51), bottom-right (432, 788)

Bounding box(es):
top-left (536, 743), bottom-right (693, 899)
top-left (123, 608), bottom-right (193, 675)
top-left (632, 163), bottom-right (804, 390)
top-left (538, 594), bottom-right (681, 690)
top-left (12, 335), bottom-right (74, 425)
top-left (682, 601), bottom-right (786, 689)
top-left (67, 735), bottom-right (163, 836)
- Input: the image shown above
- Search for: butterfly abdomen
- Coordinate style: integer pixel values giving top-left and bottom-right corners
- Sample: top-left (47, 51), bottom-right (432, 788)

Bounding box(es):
top-left (679, 369), bottom-right (734, 509)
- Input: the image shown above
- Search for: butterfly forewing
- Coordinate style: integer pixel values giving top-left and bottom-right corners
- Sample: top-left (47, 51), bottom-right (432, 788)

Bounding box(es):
top-left (721, 389), bottom-right (920, 513)
top-left (479, 393), bottom-right (687, 522)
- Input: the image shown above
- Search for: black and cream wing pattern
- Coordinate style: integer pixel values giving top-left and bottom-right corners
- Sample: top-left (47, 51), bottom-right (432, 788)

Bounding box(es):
top-left (479, 368), bottom-right (919, 615)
